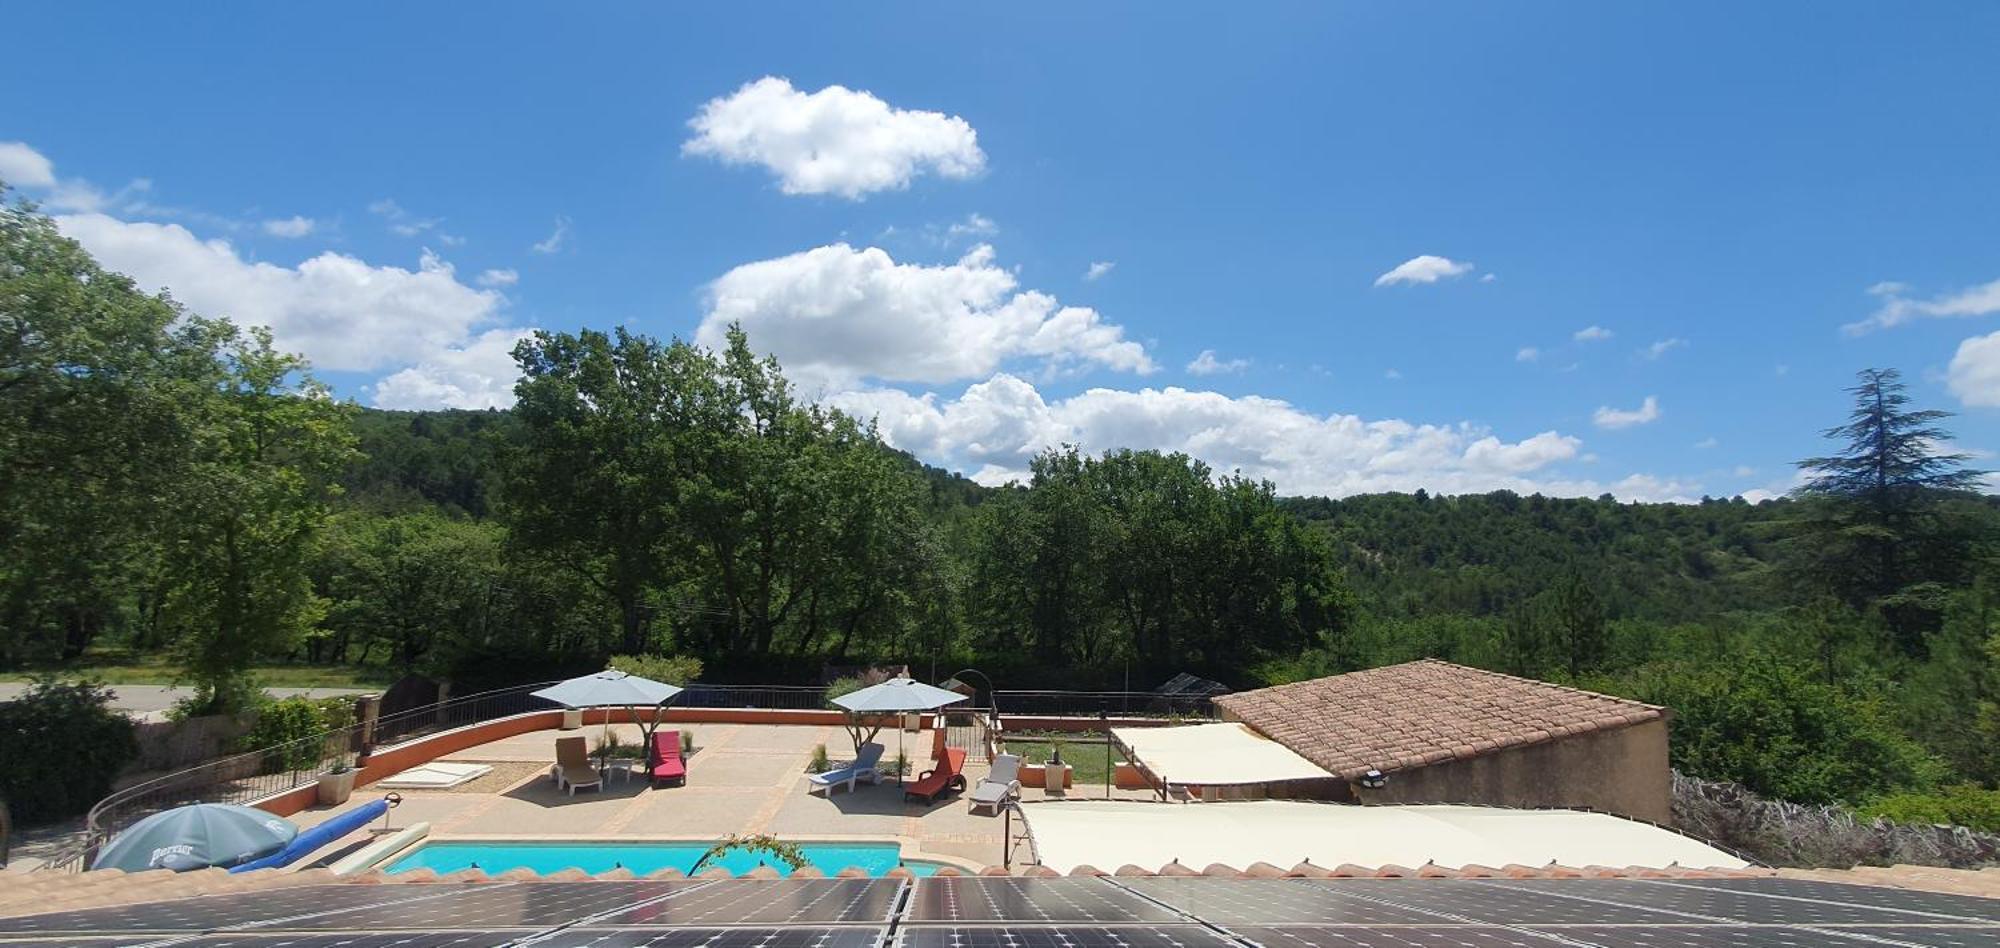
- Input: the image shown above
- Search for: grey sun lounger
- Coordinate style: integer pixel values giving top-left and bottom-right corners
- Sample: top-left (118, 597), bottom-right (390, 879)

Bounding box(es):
top-left (968, 753), bottom-right (1022, 814)
top-left (807, 742), bottom-right (885, 795)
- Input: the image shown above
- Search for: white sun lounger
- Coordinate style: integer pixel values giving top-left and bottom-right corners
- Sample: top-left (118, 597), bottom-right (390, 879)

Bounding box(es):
top-left (968, 753), bottom-right (1022, 814)
top-left (807, 742), bottom-right (885, 795)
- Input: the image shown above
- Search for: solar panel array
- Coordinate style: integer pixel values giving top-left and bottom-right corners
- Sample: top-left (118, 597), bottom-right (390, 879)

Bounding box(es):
top-left (0, 875), bottom-right (1995, 948)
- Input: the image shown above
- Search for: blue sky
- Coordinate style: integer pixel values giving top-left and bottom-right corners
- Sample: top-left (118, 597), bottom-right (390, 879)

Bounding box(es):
top-left (6, 3), bottom-right (1999, 500)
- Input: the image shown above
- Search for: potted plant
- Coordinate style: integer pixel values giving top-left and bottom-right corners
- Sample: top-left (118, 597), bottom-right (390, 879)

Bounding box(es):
top-left (317, 755), bottom-right (358, 806)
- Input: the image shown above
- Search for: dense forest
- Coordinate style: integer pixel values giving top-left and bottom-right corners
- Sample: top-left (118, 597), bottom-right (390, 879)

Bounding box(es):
top-left (6, 192), bottom-right (2000, 826)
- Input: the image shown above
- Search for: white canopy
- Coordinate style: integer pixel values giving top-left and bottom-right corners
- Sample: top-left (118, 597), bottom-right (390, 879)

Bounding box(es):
top-left (531, 670), bottom-right (683, 709)
top-left (1112, 722), bottom-right (1332, 786)
top-left (830, 677), bottom-right (968, 714)
top-left (1021, 800), bottom-right (1750, 873)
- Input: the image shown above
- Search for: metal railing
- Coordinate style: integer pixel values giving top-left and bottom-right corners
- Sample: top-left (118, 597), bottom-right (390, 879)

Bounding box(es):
top-left (672, 684), bottom-right (828, 710)
top-left (37, 681), bottom-right (563, 873)
top-left (993, 690), bottom-right (1219, 719)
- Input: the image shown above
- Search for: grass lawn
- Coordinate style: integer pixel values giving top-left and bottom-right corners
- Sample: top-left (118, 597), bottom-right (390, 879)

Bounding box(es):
top-left (0, 652), bottom-right (396, 689)
top-left (1001, 736), bottom-right (1124, 786)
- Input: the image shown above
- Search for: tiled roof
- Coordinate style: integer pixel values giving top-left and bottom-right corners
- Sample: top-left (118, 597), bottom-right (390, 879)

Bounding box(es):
top-left (1212, 659), bottom-right (1667, 780)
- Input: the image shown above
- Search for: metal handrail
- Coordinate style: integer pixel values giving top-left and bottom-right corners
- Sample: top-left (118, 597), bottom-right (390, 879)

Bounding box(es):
top-left (36, 680), bottom-right (563, 873)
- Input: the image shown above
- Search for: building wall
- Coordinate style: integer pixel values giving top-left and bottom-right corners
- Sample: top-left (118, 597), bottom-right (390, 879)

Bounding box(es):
top-left (1347, 718), bottom-right (1672, 824)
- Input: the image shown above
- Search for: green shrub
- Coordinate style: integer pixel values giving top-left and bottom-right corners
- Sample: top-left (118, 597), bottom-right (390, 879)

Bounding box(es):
top-left (1638, 657), bottom-right (1947, 806)
top-left (824, 675), bottom-right (864, 703)
top-left (0, 677), bottom-right (140, 825)
top-left (808, 743), bottom-right (829, 774)
top-left (1860, 785), bottom-right (2000, 833)
top-left (595, 731), bottom-right (645, 760)
top-left (608, 653), bottom-right (704, 685)
top-left (238, 696), bottom-right (356, 773)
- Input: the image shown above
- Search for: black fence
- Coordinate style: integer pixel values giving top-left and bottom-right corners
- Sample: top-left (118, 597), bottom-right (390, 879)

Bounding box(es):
top-left (993, 690), bottom-right (1219, 719)
top-left (672, 684), bottom-right (828, 710)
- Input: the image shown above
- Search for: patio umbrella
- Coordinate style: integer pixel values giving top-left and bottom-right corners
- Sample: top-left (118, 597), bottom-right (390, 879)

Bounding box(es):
top-left (531, 669), bottom-right (685, 762)
top-left (831, 677), bottom-right (968, 784)
top-left (92, 803), bottom-right (298, 872)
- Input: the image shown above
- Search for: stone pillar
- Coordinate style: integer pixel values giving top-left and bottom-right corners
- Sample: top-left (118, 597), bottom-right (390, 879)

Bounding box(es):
top-left (354, 693), bottom-right (382, 761)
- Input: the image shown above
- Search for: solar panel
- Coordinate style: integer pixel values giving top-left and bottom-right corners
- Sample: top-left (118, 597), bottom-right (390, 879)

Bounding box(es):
top-left (1115, 879), bottom-right (1450, 926)
top-left (6, 874), bottom-right (2000, 947)
top-left (1492, 878), bottom-right (1993, 925)
top-left (591, 880), bottom-right (902, 926)
top-left (1298, 878), bottom-right (1718, 925)
top-left (161, 934), bottom-right (523, 948)
top-left (896, 926), bottom-right (1238, 948)
top-left (1232, 925), bottom-right (1631, 947)
top-left (275, 881), bottom-right (694, 931)
top-left (0, 884), bottom-right (495, 936)
top-left (908, 878), bottom-right (1185, 923)
top-left (1667, 876), bottom-right (2000, 921)
top-left (1819, 927), bottom-right (2000, 948)
top-left (1533, 926), bottom-right (1906, 947)
top-left (531, 927), bottom-right (889, 948)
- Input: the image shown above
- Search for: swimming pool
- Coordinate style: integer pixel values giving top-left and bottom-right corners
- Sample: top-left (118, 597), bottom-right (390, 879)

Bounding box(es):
top-left (384, 840), bottom-right (944, 877)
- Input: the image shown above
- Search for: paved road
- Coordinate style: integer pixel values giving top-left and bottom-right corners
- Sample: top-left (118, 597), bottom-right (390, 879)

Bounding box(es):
top-left (0, 682), bottom-right (373, 714)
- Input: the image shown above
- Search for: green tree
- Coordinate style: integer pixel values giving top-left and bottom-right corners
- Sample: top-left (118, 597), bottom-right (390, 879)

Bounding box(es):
top-left (1790, 368), bottom-right (1987, 654)
top-left (1548, 572), bottom-right (1607, 677)
top-left (314, 510), bottom-right (505, 673)
top-left (502, 327), bottom-right (719, 654)
top-left (0, 195), bottom-right (208, 664)
top-left (155, 326), bottom-right (355, 713)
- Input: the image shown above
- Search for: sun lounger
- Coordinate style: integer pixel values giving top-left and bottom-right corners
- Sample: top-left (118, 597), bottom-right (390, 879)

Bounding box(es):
top-left (903, 747), bottom-right (967, 804)
top-left (967, 753), bottom-right (1022, 814)
top-left (552, 735), bottom-right (602, 796)
top-left (806, 742), bottom-right (884, 795)
top-left (650, 729), bottom-right (686, 787)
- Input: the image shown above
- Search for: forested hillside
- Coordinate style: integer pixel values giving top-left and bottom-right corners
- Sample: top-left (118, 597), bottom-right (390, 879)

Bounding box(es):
top-left (6, 193), bottom-right (2000, 826)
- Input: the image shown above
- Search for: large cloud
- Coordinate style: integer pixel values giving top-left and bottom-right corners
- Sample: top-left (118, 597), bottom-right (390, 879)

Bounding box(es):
top-left (0, 141), bottom-right (56, 187)
top-left (684, 77), bottom-right (985, 199)
top-left (372, 328), bottom-right (532, 410)
top-left (56, 214), bottom-right (506, 373)
top-left (826, 374), bottom-right (1698, 500)
top-left (1948, 330), bottom-right (2000, 408)
top-left (699, 243), bottom-right (1153, 389)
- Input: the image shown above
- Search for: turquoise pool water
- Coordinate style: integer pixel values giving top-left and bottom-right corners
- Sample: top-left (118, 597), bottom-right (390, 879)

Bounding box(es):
top-left (384, 840), bottom-right (943, 877)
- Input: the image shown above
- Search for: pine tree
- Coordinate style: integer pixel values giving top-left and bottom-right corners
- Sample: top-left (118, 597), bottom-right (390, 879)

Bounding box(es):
top-left (1790, 368), bottom-right (1987, 655)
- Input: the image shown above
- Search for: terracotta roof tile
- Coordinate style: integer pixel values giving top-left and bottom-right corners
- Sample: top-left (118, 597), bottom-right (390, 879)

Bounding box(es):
top-left (1212, 659), bottom-right (1666, 780)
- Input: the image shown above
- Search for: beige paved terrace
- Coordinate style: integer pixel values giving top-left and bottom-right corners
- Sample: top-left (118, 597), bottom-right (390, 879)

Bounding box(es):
top-left (288, 722), bottom-right (1124, 869)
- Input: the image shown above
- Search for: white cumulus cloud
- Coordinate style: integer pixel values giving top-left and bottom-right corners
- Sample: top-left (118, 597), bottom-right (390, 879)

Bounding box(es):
top-left (1848, 278), bottom-right (2000, 335)
top-left (477, 268), bottom-right (519, 288)
top-left (1084, 261), bottom-right (1116, 281)
top-left (1574, 325), bottom-right (1614, 342)
top-left (684, 77), bottom-right (985, 199)
top-left (261, 216), bottom-right (316, 238)
top-left (1374, 255), bottom-right (1474, 287)
top-left (1186, 350), bottom-right (1249, 375)
top-left (1593, 395), bottom-right (1661, 430)
top-left (373, 328), bottom-right (532, 411)
top-left (829, 375), bottom-right (1691, 500)
top-left (699, 243), bottom-right (1153, 389)
top-left (0, 141), bottom-right (57, 187)
top-left (1948, 329), bottom-right (2000, 407)
top-left (1516, 346), bottom-right (1540, 363)
top-left (56, 213), bottom-right (507, 373)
